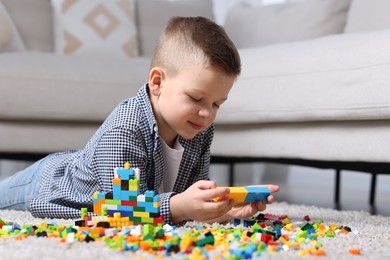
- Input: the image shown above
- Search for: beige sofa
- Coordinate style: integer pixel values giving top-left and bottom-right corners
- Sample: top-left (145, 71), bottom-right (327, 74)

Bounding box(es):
top-left (2, 0), bottom-right (390, 205)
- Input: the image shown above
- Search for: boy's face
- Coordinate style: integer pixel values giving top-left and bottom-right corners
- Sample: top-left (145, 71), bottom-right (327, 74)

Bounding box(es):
top-left (149, 65), bottom-right (235, 146)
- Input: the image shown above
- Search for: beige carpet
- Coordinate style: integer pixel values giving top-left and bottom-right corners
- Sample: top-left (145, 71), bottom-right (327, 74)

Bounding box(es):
top-left (0, 201), bottom-right (389, 259)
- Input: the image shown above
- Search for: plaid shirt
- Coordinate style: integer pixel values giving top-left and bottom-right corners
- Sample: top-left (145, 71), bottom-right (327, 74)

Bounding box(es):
top-left (30, 84), bottom-right (214, 224)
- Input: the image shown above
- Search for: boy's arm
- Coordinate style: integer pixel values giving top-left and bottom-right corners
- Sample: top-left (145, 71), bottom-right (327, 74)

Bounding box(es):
top-left (163, 127), bottom-right (215, 225)
top-left (92, 127), bottom-right (149, 191)
top-left (158, 191), bottom-right (177, 225)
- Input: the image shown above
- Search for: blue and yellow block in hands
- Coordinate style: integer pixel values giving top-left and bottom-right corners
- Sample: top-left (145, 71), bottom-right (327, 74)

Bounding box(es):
top-left (93, 162), bottom-right (164, 225)
top-left (215, 186), bottom-right (271, 203)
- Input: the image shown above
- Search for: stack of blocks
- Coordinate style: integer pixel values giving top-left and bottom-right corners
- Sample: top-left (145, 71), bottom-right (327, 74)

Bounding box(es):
top-left (93, 162), bottom-right (164, 225)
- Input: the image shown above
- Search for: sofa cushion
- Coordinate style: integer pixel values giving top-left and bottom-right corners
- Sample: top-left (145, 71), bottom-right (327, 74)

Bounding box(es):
top-left (215, 29), bottom-right (390, 125)
top-left (1, 0), bottom-right (54, 52)
top-left (344, 0), bottom-right (390, 33)
top-left (224, 0), bottom-right (352, 49)
top-left (52, 0), bottom-right (139, 59)
top-left (0, 52), bottom-right (150, 122)
top-left (0, 1), bottom-right (25, 52)
top-left (136, 0), bottom-right (214, 57)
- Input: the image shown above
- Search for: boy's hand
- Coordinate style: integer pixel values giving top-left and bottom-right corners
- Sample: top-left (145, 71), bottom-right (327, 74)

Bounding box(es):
top-left (170, 180), bottom-right (235, 224)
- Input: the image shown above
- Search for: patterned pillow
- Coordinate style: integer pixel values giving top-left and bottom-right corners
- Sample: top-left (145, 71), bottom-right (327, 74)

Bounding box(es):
top-left (51, 0), bottom-right (139, 59)
top-left (0, 2), bottom-right (26, 52)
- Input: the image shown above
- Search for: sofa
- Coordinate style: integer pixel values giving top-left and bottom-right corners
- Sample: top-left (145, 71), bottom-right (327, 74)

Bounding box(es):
top-left (2, 0), bottom-right (390, 204)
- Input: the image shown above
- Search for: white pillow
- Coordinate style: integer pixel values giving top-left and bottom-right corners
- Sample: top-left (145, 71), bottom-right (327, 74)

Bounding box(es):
top-left (0, 2), bottom-right (26, 52)
top-left (51, 0), bottom-right (139, 59)
top-left (224, 0), bottom-right (352, 48)
top-left (344, 0), bottom-right (390, 33)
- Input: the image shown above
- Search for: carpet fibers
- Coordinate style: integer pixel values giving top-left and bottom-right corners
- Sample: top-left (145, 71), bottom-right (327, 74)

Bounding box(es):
top-left (0, 202), bottom-right (389, 259)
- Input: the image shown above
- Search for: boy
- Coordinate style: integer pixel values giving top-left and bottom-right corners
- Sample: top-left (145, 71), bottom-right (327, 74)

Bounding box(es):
top-left (0, 17), bottom-right (279, 225)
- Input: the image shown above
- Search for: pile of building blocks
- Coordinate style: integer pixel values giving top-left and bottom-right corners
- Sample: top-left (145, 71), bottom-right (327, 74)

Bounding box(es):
top-left (90, 162), bottom-right (164, 227)
top-left (0, 213), bottom-right (359, 258)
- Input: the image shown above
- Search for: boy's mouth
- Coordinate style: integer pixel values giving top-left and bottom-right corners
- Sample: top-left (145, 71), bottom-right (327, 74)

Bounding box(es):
top-left (188, 121), bottom-right (203, 131)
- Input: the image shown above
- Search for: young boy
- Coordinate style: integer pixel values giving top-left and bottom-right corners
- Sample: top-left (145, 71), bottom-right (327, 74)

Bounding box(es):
top-left (0, 17), bottom-right (279, 225)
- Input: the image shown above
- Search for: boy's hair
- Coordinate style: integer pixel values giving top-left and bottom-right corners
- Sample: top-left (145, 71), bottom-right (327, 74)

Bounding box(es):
top-left (151, 16), bottom-right (241, 78)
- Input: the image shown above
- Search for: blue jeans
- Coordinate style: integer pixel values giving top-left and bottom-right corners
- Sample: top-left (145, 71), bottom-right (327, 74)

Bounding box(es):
top-left (0, 155), bottom-right (52, 211)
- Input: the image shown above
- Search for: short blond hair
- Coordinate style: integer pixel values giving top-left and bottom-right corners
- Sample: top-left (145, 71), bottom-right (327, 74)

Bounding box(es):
top-left (151, 16), bottom-right (241, 78)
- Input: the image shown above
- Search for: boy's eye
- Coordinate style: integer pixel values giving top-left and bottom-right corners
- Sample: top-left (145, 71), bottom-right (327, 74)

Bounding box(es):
top-left (190, 96), bottom-right (201, 102)
top-left (213, 103), bottom-right (220, 109)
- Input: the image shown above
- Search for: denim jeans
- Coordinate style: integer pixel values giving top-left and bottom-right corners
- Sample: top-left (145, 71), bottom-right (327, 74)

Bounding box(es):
top-left (0, 155), bottom-right (52, 211)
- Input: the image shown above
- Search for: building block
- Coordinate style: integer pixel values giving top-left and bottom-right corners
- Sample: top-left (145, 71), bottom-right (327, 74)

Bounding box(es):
top-left (215, 186), bottom-right (271, 203)
top-left (244, 187), bottom-right (271, 202)
top-left (227, 187), bottom-right (247, 202)
top-left (81, 208), bottom-right (88, 218)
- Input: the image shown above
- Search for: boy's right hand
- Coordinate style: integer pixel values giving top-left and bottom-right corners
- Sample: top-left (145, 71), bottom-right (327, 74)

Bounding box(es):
top-left (170, 180), bottom-right (234, 224)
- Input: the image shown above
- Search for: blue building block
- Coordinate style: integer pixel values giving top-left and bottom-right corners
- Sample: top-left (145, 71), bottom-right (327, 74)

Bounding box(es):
top-left (121, 190), bottom-right (139, 200)
top-left (97, 192), bottom-right (106, 199)
top-left (115, 167), bottom-right (134, 181)
top-left (113, 184), bottom-right (122, 200)
top-left (117, 205), bottom-right (134, 212)
top-left (107, 209), bottom-right (133, 217)
top-left (244, 187), bottom-right (271, 202)
top-left (145, 190), bottom-right (155, 197)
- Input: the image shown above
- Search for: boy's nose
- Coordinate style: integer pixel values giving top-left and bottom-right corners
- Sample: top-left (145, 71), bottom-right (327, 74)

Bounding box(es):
top-left (198, 107), bottom-right (213, 119)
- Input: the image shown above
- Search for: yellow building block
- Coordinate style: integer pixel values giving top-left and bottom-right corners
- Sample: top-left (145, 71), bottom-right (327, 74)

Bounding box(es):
top-left (133, 211), bottom-right (150, 218)
top-left (129, 179), bottom-right (140, 191)
top-left (228, 187), bottom-right (248, 202)
top-left (124, 162), bottom-right (131, 169)
top-left (214, 187), bottom-right (247, 202)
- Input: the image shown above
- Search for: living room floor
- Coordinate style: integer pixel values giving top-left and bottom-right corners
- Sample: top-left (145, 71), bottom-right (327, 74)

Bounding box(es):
top-left (210, 162), bottom-right (390, 217)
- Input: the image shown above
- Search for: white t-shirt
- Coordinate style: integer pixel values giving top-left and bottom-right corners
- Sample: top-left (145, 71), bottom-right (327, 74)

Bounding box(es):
top-left (158, 138), bottom-right (184, 194)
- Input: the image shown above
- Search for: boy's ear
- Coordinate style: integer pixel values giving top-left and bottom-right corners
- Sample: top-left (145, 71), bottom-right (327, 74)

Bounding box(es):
top-left (148, 67), bottom-right (165, 96)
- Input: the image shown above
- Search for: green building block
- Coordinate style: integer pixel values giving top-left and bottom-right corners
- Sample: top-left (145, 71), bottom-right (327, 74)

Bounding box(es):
top-left (81, 207), bottom-right (88, 218)
top-left (143, 224), bottom-right (155, 236)
top-left (194, 235), bottom-right (214, 247)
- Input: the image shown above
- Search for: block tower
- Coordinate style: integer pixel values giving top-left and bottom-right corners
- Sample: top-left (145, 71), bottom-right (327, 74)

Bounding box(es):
top-left (93, 162), bottom-right (164, 225)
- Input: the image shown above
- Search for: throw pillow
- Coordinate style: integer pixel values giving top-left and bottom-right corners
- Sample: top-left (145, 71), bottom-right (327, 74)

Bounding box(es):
top-left (0, 2), bottom-right (25, 52)
top-left (51, 0), bottom-right (138, 59)
top-left (224, 0), bottom-right (352, 49)
top-left (344, 0), bottom-right (390, 33)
